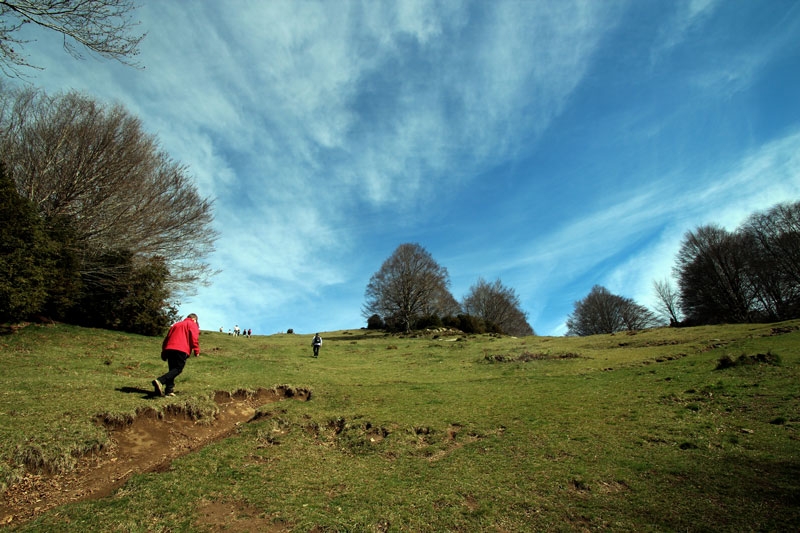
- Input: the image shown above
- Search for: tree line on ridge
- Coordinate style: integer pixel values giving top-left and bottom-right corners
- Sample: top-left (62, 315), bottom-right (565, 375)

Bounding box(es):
top-left (362, 200), bottom-right (800, 337)
top-left (567, 200), bottom-right (800, 335)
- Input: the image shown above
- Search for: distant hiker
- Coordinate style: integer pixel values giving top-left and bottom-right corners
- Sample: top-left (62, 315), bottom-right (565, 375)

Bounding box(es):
top-left (312, 333), bottom-right (322, 358)
top-left (234, 325), bottom-right (240, 336)
top-left (152, 313), bottom-right (200, 397)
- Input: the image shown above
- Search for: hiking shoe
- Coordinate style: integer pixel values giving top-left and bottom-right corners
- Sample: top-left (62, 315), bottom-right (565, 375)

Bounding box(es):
top-left (152, 379), bottom-right (164, 396)
top-left (165, 392), bottom-right (176, 397)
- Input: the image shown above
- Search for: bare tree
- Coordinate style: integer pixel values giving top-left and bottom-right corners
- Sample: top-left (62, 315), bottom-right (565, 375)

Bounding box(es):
top-left (741, 201), bottom-right (800, 320)
top-left (0, 0), bottom-right (144, 76)
top-left (674, 225), bottom-right (755, 324)
top-left (423, 283), bottom-right (461, 319)
top-left (462, 277), bottom-right (534, 336)
top-left (619, 299), bottom-right (661, 331)
top-left (0, 86), bottom-right (217, 296)
top-left (566, 285), bottom-right (659, 336)
top-left (652, 277), bottom-right (682, 325)
top-left (363, 243), bottom-right (453, 332)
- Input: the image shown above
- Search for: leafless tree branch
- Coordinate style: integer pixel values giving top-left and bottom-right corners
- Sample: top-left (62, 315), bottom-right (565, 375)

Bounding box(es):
top-left (0, 0), bottom-right (144, 77)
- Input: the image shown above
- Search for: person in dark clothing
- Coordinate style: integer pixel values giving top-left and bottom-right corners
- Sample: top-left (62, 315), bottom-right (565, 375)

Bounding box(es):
top-left (153, 313), bottom-right (200, 396)
top-left (312, 333), bottom-right (322, 358)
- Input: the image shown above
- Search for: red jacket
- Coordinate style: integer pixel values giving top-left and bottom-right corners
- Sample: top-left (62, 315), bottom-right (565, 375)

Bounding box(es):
top-left (162, 317), bottom-right (200, 356)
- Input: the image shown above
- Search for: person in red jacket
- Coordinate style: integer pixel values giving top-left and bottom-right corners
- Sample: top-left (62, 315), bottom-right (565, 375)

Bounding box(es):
top-left (152, 313), bottom-right (200, 397)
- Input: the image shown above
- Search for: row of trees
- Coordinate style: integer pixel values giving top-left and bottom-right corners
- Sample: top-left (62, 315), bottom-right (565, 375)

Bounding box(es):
top-left (362, 243), bottom-right (535, 336)
top-left (565, 200), bottom-right (800, 336)
top-left (672, 200), bottom-right (800, 325)
top-left (0, 86), bottom-right (217, 334)
top-left (366, 197), bottom-right (799, 339)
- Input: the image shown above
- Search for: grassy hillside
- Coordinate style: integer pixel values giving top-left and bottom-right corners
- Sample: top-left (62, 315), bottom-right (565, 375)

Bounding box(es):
top-left (0, 321), bottom-right (798, 531)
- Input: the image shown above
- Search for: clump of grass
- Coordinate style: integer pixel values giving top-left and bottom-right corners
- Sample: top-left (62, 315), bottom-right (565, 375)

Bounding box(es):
top-left (164, 396), bottom-right (219, 424)
top-left (715, 351), bottom-right (781, 370)
top-left (484, 351), bottom-right (582, 363)
top-left (14, 443), bottom-right (77, 474)
top-left (12, 437), bottom-right (107, 476)
top-left (273, 385), bottom-right (313, 400)
top-left (335, 421), bottom-right (390, 455)
top-left (9, 426), bottom-right (109, 481)
top-left (571, 478), bottom-right (591, 492)
top-left (94, 410), bottom-right (138, 428)
top-left (0, 463), bottom-right (25, 493)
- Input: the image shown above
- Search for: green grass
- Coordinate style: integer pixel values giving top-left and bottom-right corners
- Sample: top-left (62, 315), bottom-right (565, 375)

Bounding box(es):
top-left (1, 321), bottom-right (799, 531)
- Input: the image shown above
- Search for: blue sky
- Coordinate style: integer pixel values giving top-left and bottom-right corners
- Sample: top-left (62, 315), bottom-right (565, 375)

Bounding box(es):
top-left (14, 0), bottom-right (800, 335)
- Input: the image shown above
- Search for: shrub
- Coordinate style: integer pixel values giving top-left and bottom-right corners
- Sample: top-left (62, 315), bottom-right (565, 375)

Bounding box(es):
top-left (382, 314), bottom-right (404, 333)
top-left (441, 315), bottom-right (459, 329)
top-left (716, 351), bottom-right (781, 370)
top-left (456, 314), bottom-right (485, 334)
top-left (366, 314), bottom-right (385, 330)
top-left (715, 355), bottom-right (736, 370)
top-left (414, 314), bottom-right (443, 330)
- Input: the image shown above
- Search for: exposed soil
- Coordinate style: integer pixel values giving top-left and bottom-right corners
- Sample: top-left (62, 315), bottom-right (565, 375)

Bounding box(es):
top-left (0, 386), bottom-right (310, 528)
top-left (193, 498), bottom-right (290, 532)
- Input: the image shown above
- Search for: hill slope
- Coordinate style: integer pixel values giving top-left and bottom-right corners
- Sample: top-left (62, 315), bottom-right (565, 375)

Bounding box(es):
top-left (1, 322), bottom-right (798, 531)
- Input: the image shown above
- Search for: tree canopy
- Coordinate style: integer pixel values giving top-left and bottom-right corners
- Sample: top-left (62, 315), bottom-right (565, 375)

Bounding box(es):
top-left (363, 245), bottom-right (536, 336)
top-left (462, 277), bottom-right (534, 336)
top-left (566, 285), bottom-right (660, 336)
top-left (0, 86), bottom-right (214, 334)
top-left (0, 162), bottom-right (49, 321)
top-left (363, 243), bottom-right (455, 332)
top-left (674, 201), bottom-right (800, 324)
top-left (0, 86), bottom-right (218, 296)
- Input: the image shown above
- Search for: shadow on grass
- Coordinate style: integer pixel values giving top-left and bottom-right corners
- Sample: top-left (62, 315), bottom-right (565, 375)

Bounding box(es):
top-left (117, 386), bottom-right (160, 399)
top-left (324, 333), bottom-right (388, 342)
top-left (654, 453), bottom-right (800, 530)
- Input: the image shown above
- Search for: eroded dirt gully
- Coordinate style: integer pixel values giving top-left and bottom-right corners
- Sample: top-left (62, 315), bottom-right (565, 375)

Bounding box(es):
top-left (0, 386), bottom-right (310, 527)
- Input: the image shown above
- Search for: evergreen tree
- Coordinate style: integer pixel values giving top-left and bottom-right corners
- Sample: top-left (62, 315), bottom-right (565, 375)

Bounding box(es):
top-left (0, 164), bottom-right (50, 322)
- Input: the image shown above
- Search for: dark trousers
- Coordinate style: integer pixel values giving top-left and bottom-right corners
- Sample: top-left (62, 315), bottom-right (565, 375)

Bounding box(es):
top-left (313, 345), bottom-right (320, 357)
top-left (158, 350), bottom-right (188, 393)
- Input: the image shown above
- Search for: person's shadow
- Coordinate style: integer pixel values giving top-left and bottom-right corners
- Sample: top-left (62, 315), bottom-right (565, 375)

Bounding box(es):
top-left (117, 386), bottom-right (160, 399)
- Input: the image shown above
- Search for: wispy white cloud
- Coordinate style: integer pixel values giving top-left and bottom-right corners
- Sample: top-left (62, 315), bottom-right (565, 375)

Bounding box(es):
top-left (12, 0), bottom-right (800, 337)
top-left (482, 126), bottom-right (800, 335)
top-left (592, 128), bottom-right (800, 321)
top-left (265, 1), bottom-right (619, 210)
top-left (650, 0), bottom-right (720, 64)
top-left (176, 0), bottom-right (622, 309)
top-left (649, 0), bottom-right (800, 101)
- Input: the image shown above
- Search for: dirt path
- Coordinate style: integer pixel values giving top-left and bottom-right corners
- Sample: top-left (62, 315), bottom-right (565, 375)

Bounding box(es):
top-left (0, 386), bottom-right (310, 527)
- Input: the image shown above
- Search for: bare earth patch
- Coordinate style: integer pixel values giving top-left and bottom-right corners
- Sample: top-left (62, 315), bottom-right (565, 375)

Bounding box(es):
top-left (0, 386), bottom-right (310, 527)
top-left (194, 499), bottom-right (291, 533)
